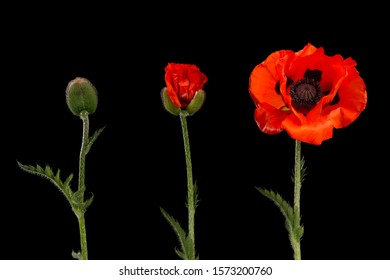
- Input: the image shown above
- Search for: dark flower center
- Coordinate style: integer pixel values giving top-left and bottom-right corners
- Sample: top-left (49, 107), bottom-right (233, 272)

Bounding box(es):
top-left (290, 69), bottom-right (323, 113)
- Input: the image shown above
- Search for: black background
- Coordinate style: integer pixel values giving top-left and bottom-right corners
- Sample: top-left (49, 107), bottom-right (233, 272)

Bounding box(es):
top-left (3, 4), bottom-right (388, 260)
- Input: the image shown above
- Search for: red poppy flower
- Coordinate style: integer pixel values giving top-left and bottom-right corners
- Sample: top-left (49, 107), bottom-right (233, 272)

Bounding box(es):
top-left (249, 43), bottom-right (367, 145)
top-left (164, 63), bottom-right (208, 109)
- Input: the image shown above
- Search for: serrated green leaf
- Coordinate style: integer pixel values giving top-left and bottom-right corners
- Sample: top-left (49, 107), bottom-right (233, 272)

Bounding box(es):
top-left (85, 126), bottom-right (105, 154)
top-left (256, 187), bottom-right (294, 233)
top-left (17, 161), bottom-right (72, 202)
top-left (257, 186), bottom-right (305, 249)
top-left (160, 207), bottom-right (195, 260)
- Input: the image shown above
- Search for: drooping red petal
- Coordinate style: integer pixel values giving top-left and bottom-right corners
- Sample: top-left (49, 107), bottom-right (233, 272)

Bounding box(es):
top-left (254, 103), bottom-right (289, 134)
top-left (282, 114), bottom-right (334, 145)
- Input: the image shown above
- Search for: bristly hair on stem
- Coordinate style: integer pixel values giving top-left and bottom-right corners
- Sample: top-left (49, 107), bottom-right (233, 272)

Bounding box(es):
top-left (186, 181), bottom-right (200, 210)
top-left (291, 156), bottom-right (307, 183)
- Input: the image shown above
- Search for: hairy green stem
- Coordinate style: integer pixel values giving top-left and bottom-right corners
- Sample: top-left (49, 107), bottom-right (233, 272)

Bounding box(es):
top-left (76, 212), bottom-right (88, 260)
top-left (180, 111), bottom-right (196, 259)
top-left (292, 139), bottom-right (302, 260)
top-left (77, 111), bottom-right (89, 260)
top-left (78, 111), bottom-right (89, 198)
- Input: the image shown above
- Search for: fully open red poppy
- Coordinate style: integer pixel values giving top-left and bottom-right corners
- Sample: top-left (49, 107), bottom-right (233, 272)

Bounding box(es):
top-left (249, 43), bottom-right (367, 145)
top-left (164, 63), bottom-right (208, 109)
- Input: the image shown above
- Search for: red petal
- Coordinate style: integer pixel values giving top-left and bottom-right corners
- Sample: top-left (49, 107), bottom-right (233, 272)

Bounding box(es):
top-left (164, 63), bottom-right (208, 109)
top-left (282, 114), bottom-right (334, 145)
top-left (327, 67), bottom-right (367, 128)
top-left (249, 50), bottom-right (292, 109)
top-left (254, 103), bottom-right (289, 135)
top-left (166, 83), bottom-right (183, 108)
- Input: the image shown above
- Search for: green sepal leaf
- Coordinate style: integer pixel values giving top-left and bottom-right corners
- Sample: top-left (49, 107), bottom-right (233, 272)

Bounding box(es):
top-left (86, 126), bottom-right (106, 154)
top-left (160, 207), bottom-right (197, 260)
top-left (186, 90), bottom-right (206, 116)
top-left (161, 87), bottom-right (181, 116)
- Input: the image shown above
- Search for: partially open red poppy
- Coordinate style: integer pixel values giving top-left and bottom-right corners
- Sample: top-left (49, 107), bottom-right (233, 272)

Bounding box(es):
top-left (249, 43), bottom-right (367, 145)
top-left (164, 63), bottom-right (208, 109)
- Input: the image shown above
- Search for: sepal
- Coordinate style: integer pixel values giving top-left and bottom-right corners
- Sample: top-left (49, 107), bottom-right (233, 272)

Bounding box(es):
top-left (186, 90), bottom-right (206, 116)
top-left (161, 87), bottom-right (180, 116)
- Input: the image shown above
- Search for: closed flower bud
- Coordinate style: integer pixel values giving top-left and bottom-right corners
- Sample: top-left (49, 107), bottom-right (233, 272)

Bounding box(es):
top-left (163, 63), bottom-right (208, 117)
top-left (66, 77), bottom-right (98, 116)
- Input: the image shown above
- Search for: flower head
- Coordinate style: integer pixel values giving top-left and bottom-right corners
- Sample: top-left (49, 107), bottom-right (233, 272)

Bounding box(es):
top-left (249, 43), bottom-right (367, 145)
top-left (66, 77), bottom-right (98, 117)
top-left (162, 63), bottom-right (208, 116)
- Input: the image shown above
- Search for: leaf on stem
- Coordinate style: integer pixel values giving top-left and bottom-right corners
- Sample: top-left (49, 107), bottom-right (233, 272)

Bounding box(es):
top-left (256, 187), bottom-right (294, 234)
top-left (256, 187), bottom-right (304, 243)
top-left (294, 225), bottom-right (304, 241)
top-left (17, 161), bottom-right (73, 202)
top-left (85, 126), bottom-right (106, 154)
top-left (72, 193), bottom-right (94, 211)
top-left (71, 250), bottom-right (81, 260)
top-left (160, 207), bottom-right (196, 260)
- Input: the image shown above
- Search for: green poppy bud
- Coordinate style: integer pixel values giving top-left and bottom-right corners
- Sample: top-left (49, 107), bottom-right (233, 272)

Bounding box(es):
top-left (66, 77), bottom-right (98, 116)
top-left (186, 90), bottom-right (206, 116)
top-left (161, 87), bottom-right (181, 116)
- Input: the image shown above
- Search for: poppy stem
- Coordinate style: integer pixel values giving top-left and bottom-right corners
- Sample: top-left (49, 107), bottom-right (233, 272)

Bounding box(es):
top-left (75, 111), bottom-right (90, 260)
top-left (180, 110), bottom-right (196, 260)
top-left (292, 139), bottom-right (302, 260)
